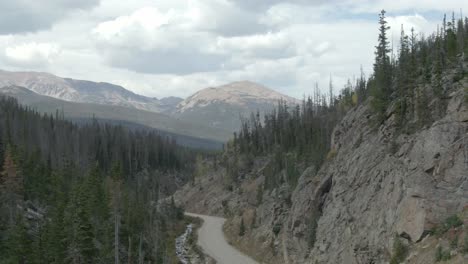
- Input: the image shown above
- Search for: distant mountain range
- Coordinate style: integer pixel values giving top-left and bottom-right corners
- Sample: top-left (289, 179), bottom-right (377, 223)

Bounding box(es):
top-left (0, 70), bottom-right (299, 147)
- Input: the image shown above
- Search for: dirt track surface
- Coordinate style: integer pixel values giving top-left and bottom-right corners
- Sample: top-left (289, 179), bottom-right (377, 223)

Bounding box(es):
top-left (185, 212), bottom-right (259, 264)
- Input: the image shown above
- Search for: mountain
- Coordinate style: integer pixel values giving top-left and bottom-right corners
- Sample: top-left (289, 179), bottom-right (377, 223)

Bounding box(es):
top-left (0, 70), bottom-right (182, 113)
top-left (0, 70), bottom-right (300, 140)
top-left (0, 85), bottom-right (225, 147)
top-left (0, 70), bottom-right (304, 141)
top-left (175, 81), bottom-right (300, 132)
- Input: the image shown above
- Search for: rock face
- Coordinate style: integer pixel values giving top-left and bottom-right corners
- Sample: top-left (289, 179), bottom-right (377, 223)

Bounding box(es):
top-left (174, 77), bottom-right (468, 263)
top-left (284, 82), bottom-right (467, 263)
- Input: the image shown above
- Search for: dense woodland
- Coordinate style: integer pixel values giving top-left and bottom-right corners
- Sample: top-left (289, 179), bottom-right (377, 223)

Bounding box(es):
top-left (224, 10), bottom-right (468, 191)
top-left (0, 97), bottom-right (193, 263)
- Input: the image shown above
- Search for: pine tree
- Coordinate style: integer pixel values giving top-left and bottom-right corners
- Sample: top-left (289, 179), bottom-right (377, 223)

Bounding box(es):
top-left (110, 163), bottom-right (123, 264)
top-left (371, 10), bottom-right (392, 123)
top-left (76, 183), bottom-right (97, 263)
top-left (395, 25), bottom-right (411, 128)
top-left (4, 215), bottom-right (33, 263)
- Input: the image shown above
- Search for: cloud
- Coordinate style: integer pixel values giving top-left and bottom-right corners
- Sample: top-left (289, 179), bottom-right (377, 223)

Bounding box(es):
top-left (0, 0), bottom-right (100, 34)
top-left (216, 32), bottom-right (296, 60)
top-left (3, 42), bottom-right (61, 67)
top-left (348, 0), bottom-right (468, 13)
top-left (105, 48), bottom-right (226, 75)
top-left (231, 0), bottom-right (329, 11)
top-left (92, 6), bottom-right (231, 74)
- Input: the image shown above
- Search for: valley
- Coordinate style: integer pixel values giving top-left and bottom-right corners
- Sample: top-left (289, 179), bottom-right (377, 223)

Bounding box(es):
top-left (0, 3), bottom-right (467, 264)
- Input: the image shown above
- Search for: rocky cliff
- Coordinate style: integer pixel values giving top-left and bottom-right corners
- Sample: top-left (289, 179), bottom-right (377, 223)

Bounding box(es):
top-left (174, 74), bottom-right (468, 263)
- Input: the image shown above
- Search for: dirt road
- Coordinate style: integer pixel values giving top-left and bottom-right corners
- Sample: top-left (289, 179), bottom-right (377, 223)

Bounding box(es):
top-left (185, 212), bottom-right (259, 264)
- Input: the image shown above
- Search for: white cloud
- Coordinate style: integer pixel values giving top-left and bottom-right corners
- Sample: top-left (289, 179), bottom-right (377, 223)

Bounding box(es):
top-left (4, 42), bottom-right (61, 68)
top-left (92, 7), bottom-right (177, 50)
top-left (216, 32), bottom-right (296, 59)
top-left (348, 0), bottom-right (468, 13)
top-left (91, 6), bottom-right (231, 74)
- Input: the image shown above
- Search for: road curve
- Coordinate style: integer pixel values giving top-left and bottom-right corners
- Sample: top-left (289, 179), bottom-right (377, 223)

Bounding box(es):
top-left (185, 212), bottom-right (259, 264)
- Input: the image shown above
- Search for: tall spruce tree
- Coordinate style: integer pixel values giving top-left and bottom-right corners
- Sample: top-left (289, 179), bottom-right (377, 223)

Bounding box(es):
top-left (371, 10), bottom-right (392, 123)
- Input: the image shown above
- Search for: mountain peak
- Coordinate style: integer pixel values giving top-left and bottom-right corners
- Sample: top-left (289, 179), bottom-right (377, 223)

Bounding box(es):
top-left (177, 81), bottom-right (298, 112)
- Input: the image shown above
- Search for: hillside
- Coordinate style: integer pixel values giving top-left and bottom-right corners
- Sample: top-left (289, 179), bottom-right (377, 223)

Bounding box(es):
top-left (0, 96), bottom-right (193, 263)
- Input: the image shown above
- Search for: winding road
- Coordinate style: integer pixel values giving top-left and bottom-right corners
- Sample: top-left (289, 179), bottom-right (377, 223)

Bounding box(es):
top-left (185, 212), bottom-right (259, 264)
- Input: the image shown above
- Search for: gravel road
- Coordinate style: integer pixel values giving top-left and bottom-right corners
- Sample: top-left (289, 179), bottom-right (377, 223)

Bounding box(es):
top-left (185, 212), bottom-right (259, 264)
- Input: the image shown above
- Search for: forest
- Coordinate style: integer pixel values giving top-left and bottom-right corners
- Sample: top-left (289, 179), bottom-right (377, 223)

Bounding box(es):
top-left (0, 97), bottom-right (194, 263)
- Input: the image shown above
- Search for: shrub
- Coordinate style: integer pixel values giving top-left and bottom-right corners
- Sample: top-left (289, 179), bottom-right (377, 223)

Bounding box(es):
top-left (435, 246), bottom-right (451, 262)
top-left (464, 227), bottom-right (468, 254)
top-left (239, 218), bottom-right (245, 236)
top-left (326, 149), bottom-right (337, 160)
top-left (390, 236), bottom-right (408, 264)
top-left (450, 234), bottom-right (459, 249)
top-left (431, 214), bottom-right (463, 236)
top-left (256, 185), bottom-right (263, 205)
top-left (445, 215), bottom-right (463, 229)
top-left (272, 224), bottom-right (281, 236)
top-left (308, 216), bottom-right (318, 248)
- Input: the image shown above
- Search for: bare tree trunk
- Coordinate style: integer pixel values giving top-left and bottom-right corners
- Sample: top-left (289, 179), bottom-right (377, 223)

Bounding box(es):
top-left (114, 212), bottom-right (120, 264)
top-left (138, 235), bottom-right (143, 264)
top-left (128, 236), bottom-right (132, 264)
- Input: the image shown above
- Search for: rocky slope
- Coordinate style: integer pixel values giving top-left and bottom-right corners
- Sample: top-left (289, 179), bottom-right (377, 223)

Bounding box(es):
top-left (174, 73), bottom-right (468, 263)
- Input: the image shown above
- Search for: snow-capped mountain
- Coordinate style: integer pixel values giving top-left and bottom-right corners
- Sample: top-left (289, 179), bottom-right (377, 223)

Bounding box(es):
top-left (0, 70), bottom-right (181, 113)
top-left (175, 81), bottom-right (300, 132)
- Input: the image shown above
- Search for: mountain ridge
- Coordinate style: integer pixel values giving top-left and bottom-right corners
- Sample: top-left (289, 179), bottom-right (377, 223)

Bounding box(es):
top-left (0, 69), bottom-right (179, 113)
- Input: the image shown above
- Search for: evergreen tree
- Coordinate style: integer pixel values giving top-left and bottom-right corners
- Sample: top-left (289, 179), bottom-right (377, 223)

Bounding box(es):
top-left (371, 10), bottom-right (392, 123)
top-left (4, 215), bottom-right (33, 263)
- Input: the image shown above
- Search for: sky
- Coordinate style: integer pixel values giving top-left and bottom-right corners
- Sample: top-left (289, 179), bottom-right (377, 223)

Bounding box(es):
top-left (0, 0), bottom-right (466, 99)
